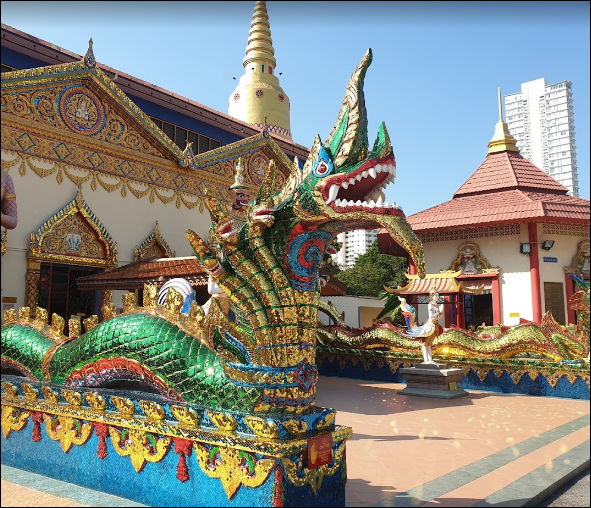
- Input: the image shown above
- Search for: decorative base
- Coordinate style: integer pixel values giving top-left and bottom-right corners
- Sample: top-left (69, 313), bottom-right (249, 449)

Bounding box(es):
top-left (398, 362), bottom-right (469, 399)
top-left (1, 375), bottom-right (351, 507)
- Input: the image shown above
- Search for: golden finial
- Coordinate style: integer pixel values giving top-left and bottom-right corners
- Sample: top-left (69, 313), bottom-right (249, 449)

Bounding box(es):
top-left (164, 287), bottom-right (184, 316)
top-left (35, 307), bottom-right (48, 327)
top-left (83, 315), bottom-right (98, 332)
top-left (3, 308), bottom-right (17, 323)
top-left (51, 313), bottom-right (65, 337)
top-left (230, 158), bottom-right (248, 190)
top-left (487, 87), bottom-right (520, 154)
top-left (69, 318), bottom-right (81, 338)
top-left (121, 292), bottom-right (137, 313)
top-left (143, 284), bottom-right (158, 308)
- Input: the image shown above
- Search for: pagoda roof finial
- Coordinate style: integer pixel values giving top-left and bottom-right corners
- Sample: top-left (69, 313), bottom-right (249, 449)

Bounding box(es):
top-left (487, 87), bottom-right (520, 154)
top-left (83, 37), bottom-right (96, 68)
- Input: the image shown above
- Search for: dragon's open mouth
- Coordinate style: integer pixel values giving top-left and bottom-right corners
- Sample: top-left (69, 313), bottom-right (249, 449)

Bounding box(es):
top-left (321, 155), bottom-right (403, 215)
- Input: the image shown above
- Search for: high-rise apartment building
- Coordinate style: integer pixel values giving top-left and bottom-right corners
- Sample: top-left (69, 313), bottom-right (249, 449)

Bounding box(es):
top-left (504, 78), bottom-right (579, 196)
top-left (333, 229), bottom-right (378, 269)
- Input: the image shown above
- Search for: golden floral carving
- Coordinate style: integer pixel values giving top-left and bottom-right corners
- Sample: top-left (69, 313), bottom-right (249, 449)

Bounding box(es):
top-left (206, 410), bottom-right (238, 432)
top-left (109, 427), bottom-right (171, 473)
top-left (61, 389), bottom-right (82, 407)
top-left (42, 414), bottom-right (93, 452)
top-left (1, 405), bottom-right (30, 438)
top-left (193, 443), bottom-right (275, 499)
top-left (121, 292), bottom-right (137, 313)
top-left (21, 383), bottom-right (39, 400)
top-left (83, 315), bottom-right (99, 332)
top-left (282, 440), bottom-right (346, 495)
top-left (316, 413), bottom-right (336, 431)
top-left (84, 392), bottom-right (106, 411)
top-left (1, 382), bottom-right (19, 399)
top-left (139, 400), bottom-right (166, 422)
top-left (3, 308), bottom-right (17, 323)
top-left (243, 415), bottom-right (279, 439)
top-left (111, 396), bottom-right (136, 416)
top-left (40, 386), bottom-right (59, 403)
top-left (281, 419), bottom-right (309, 436)
top-left (170, 405), bottom-right (200, 427)
top-left (18, 306), bottom-right (31, 322)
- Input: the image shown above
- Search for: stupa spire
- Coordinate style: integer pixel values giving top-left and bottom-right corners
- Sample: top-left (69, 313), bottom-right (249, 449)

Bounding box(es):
top-left (487, 88), bottom-right (520, 154)
top-left (228, 1), bottom-right (292, 140)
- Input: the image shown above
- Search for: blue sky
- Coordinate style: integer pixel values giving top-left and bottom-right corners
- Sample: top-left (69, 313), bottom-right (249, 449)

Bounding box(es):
top-left (2, 1), bottom-right (589, 216)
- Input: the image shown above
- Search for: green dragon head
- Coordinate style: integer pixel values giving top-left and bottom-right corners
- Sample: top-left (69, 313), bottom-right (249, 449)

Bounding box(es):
top-left (271, 48), bottom-right (425, 280)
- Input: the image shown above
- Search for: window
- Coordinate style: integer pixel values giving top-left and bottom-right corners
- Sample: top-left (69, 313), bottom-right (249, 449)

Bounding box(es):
top-left (150, 116), bottom-right (222, 154)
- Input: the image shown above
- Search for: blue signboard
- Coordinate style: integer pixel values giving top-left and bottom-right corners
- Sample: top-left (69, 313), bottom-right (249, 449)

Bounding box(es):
top-left (543, 257), bottom-right (558, 263)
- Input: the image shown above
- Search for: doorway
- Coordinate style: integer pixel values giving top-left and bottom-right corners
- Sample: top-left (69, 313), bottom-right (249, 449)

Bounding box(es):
top-left (464, 293), bottom-right (493, 327)
top-left (37, 263), bottom-right (101, 334)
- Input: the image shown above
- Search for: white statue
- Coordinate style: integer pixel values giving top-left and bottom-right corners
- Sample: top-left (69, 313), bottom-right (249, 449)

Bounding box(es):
top-left (402, 289), bottom-right (443, 364)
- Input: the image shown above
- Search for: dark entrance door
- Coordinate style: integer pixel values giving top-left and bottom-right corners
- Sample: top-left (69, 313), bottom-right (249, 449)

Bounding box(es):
top-left (38, 263), bottom-right (100, 334)
top-left (464, 293), bottom-right (493, 328)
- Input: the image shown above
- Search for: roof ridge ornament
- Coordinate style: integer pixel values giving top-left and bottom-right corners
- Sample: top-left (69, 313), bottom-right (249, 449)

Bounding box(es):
top-left (487, 87), bottom-right (519, 154)
top-left (83, 37), bottom-right (96, 68)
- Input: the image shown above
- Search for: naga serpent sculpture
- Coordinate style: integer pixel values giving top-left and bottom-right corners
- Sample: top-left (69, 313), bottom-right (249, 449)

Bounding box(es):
top-left (317, 284), bottom-right (590, 363)
top-left (1, 49), bottom-right (425, 415)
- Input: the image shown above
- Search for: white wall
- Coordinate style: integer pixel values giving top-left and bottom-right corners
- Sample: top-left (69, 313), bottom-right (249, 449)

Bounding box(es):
top-left (1, 153), bottom-right (212, 312)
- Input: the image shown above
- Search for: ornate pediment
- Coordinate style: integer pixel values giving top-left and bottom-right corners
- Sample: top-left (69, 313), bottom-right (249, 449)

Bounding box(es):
top-left (2, 61), bottom-right (182, 163)
top-left (1, 41), bottom-right (296, 211)
top-left (448, 241), bottom-right (499, 275)
top-left (189, 133), bottom-right (292, 203)
top-left (28, 186), bottom-right (117, 268)
top-left (134, 222), bottom-right (175, 261)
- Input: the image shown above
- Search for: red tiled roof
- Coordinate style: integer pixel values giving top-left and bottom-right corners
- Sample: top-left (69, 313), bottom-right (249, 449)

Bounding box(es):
top-left (76, 257), bottom-right (208, 291)
top-left (77, 257), bottom-right (348, 296)
top-left (454, 151), bottom-right (568, 196)
top-left (404, 151), bottom-right (590, 232)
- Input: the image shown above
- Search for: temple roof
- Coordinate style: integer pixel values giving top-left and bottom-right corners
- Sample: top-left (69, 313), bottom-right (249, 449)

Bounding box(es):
top-left (395, 91), bottom-right (590, 233)
top-left (76, 257), bottom-right (209, 291)
top-left (77, 256), bottom-right (348, 296)
top-left (384, 272), bottom-right (482, 295)
top-left (406, 148), bottom-right (589, 232)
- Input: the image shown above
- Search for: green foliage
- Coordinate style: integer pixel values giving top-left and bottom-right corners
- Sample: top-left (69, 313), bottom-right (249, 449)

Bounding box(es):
top-left (333, 240), bottom-right (408, 298)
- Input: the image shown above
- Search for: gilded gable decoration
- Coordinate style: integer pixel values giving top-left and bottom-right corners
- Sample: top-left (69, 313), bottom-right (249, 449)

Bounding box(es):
top-left (2, 55), bottom-right (293, 211)
top-left (24, 186), bottom-right (118, 313)
top-left (448, 241), bottom-right (499, 275)
top-left (134, 222), bottom-right (176, 261)
top-left (28, 186), bottom-right (117, 266)
top-left (565, 240), bottom-right (590, 277)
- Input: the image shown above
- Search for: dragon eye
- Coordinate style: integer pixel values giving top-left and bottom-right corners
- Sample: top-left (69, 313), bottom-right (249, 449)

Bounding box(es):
top-left (312, 145), bottom-right (334, 178)
top-left (314, 160), bottom-right (331, 176)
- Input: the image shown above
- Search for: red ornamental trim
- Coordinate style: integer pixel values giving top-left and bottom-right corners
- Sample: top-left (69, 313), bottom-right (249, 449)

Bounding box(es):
top-left (94, 422), bottom-right (110, 459)
top-left (278, 94), bottom-right (285, 102)
top-left (272, 464), bottom-right (285, 507)
top-left (234, 93), bottom-right (240, 101)
top-left (31, 411), bottom-right (44, 442)
top-left (255, 90), bottom-right (264, 98)
top-left (173, 438), bottom-right (193, 483)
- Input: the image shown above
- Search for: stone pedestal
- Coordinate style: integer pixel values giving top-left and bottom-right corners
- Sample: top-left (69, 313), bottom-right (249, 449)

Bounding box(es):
top-left (398, 362), bottom-right (468, 399)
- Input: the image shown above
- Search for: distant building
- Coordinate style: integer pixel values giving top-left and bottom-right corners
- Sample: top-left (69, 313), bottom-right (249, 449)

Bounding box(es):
top-left (379, 92), bottom-right (589, 327)
top-left (504, 78), bottom-right (579, 196)
top-left (334, 229), bottom-right (378, 269)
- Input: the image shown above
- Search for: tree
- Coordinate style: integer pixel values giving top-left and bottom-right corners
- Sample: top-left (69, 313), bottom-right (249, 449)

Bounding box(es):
top-left (333, 240), bottom-right (408, 297)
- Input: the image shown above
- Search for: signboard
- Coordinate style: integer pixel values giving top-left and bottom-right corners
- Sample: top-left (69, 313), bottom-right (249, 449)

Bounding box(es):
top-left (543, 257), bottom-right (558, 263)
top-left (307, 434), bottom-right (333, 469)
top-left (509, 313), bottom-right (520, 317)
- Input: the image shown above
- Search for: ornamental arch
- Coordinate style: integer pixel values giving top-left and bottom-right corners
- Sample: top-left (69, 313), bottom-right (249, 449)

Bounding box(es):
top-left (25, 187), bottom-right (117, 331)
